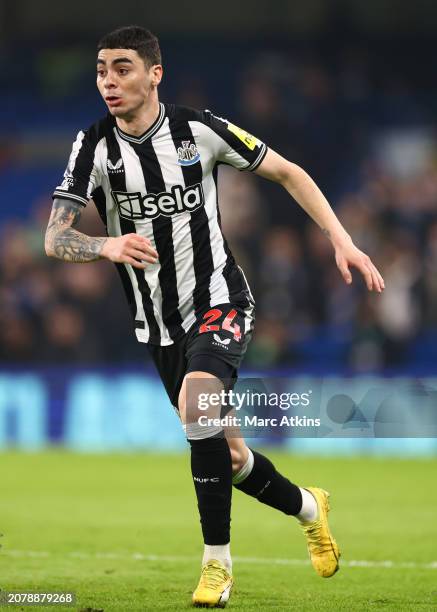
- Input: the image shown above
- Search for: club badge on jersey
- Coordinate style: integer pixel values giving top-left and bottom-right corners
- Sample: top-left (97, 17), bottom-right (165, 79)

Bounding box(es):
top-left (177, 141), bottom-right (201, 166)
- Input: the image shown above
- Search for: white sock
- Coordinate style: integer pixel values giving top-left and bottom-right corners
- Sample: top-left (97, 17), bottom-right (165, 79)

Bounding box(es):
top-left (296, 488), bottom-right (318, 523)
top-left (202, 544), bottom-right (232, 573)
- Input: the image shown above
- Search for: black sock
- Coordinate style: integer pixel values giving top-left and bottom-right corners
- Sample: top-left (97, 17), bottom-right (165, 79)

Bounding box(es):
top-left (189, 436), bottom-right (232, 545)
top-left (234, 449), bottom-right (302, 515)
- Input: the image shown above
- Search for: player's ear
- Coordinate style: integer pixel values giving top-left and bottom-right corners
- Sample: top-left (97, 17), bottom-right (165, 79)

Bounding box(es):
top-left (150, 64), bottom-right (163, 88)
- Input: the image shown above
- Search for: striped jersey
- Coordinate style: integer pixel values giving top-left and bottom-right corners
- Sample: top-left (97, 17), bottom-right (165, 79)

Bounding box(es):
top-left (53, 103), bottom-right (267, 345)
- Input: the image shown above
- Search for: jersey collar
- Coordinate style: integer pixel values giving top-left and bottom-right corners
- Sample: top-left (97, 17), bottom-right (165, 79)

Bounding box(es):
top-left (115, 102), bottom-right (166, 144)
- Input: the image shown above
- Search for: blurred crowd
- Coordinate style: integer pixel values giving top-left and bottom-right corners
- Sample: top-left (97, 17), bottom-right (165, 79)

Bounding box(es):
top-left (1, 43), bottom-right (437, 371)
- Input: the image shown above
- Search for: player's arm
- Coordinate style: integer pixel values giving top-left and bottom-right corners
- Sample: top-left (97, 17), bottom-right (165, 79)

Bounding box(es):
top-left (44, 198), bottom-right (158, 268)
top-left (254, 148), bottom-right (385, 293)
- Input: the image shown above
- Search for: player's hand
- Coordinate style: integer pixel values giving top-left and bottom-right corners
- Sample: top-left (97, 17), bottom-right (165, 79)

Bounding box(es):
top-left (101, 233), bottom-right (158, 268)
top-left (334, 237), bottom-right (385, 292)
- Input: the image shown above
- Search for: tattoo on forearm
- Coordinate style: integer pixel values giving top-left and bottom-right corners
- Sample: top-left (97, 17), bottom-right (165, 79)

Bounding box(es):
top-left (52, 228), bottom-right (107, 262)
top-left (322, 228), bottom-right (331, 239)
top-left (45, 200), bottom-right (107, 263)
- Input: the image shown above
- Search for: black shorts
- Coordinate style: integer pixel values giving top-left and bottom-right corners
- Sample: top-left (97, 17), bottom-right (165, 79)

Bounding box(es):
top-left (147, 303), bottom-right (254, 408)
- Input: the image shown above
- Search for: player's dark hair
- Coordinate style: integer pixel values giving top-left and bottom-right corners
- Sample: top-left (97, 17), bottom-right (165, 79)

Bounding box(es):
top-left (97, 26), bottom-right (162, 67)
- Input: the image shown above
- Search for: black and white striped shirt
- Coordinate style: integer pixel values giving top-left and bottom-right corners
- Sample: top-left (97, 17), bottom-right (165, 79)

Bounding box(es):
top-left (53, 103), bottom-right (267, 345)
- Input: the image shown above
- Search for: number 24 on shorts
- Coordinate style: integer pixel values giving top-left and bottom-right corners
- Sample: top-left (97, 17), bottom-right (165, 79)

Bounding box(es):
top-left (199, 308), bottom-right (242, 342)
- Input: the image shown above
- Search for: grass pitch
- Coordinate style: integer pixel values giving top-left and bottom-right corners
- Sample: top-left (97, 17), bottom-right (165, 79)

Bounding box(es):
top-left (1, 451), bottom-right (436, 611)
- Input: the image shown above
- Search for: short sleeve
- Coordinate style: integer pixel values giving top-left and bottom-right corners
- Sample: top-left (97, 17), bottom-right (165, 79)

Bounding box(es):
top-left (53, 129), bottom-right (102, 206)
top-left (201, 110), bottom-right (268, 171)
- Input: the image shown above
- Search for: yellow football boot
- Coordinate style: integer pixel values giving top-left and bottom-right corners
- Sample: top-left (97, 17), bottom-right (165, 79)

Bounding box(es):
top-left (192, 559), bottom-right (233, 608)
top-left (300, 487), bottom-right (340, 577)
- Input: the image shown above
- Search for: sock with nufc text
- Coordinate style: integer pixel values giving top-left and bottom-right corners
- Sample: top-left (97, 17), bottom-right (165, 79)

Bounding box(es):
top-left (233, 448), bottom-right (303, 515)
top-left (189, 436), bottom-right (233, 545)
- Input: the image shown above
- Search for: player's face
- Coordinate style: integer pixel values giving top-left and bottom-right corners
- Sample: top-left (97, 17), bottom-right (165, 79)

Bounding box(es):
top-left (96, 48), bottom-right (162, 118)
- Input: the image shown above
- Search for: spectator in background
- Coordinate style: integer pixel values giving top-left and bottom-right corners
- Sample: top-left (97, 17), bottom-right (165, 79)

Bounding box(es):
top-left (2, 43), bottom-right (437, 371)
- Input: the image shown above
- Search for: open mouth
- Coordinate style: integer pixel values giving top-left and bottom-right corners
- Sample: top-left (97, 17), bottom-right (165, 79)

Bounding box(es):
top-left (106, 96), bottom-right (122, 105)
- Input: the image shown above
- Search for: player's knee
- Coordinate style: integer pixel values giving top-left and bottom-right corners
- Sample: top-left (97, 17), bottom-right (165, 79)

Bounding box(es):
top-left (178, 371), bottom-right (222, 426)
top-left (179, 394), bottom-right (198, 426)
top-left (178, 384), bottom-right (202, 425)
top-left (181, 389), bottom-right (225, 441)
top-left (178, 388), bottom-right (216, 439)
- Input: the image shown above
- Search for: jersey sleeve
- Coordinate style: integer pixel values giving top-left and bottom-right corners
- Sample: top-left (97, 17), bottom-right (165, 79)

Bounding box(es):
top-left (52, 128), bottom-right (102, 206)
top-left (201, 110), bottom-right (268, 171)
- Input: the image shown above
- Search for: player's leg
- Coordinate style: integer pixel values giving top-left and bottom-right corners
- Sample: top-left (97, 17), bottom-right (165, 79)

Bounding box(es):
top-left (179, 369), bottom-right (234, 608)
top-left (179, 301), bottom-right (252, 605)
top-left (147, 341), bottom-right (234, 606)
top-left (228, 435), bottom-right (340, 577)
top-left (229, 436), bottom-right (306, 515)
